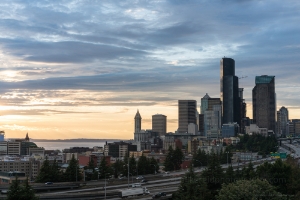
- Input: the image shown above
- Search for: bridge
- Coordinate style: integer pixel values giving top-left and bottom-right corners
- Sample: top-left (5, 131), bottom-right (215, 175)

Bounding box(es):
top-left (277, 137), bottom-right (300, 145)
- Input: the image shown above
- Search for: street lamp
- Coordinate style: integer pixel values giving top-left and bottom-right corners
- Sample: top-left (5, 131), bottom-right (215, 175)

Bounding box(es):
top-left (105, 173), bottom-right (110, 199)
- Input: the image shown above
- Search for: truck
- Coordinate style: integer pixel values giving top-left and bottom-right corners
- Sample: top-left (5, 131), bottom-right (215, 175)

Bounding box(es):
top-left (119, 187), bottom-right (150, 198)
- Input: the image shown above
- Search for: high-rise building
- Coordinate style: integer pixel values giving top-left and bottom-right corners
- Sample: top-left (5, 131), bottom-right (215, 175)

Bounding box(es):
top-left (252, 75), bottom-right (276, 132)
top-left (277, 106), bottom-right (289, 136)
top-left (200, 94), bottom-right (222, 137)
top-left (178, 100), bottom-right (197, 134)
top-left (134, 110), bottom-right (142, 133)
top-left (239, 88), bottom-right (247, 134)
top-left (152, 114), bottom-right (167, 136)
top-left (220, 57), bottom-right (240, 126)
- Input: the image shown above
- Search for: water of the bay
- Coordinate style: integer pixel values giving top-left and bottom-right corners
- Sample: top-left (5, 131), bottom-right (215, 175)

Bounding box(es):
top-left (33, 141), bottom-right (107, 151)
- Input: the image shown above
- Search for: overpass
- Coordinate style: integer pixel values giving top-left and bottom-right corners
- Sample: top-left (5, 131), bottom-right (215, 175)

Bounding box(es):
top-left (277, 137), bottom-right (300, 145)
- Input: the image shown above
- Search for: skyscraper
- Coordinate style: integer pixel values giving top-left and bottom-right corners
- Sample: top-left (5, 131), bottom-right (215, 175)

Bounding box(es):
top-left (178, 100), bottom-right (197, 134)
top-left (252, 75), bottom-right (276, 132)
top-left (220, 57), bottom-right (240, 126)
top-left (134, 110), bottom-right (142, 133)
top-left (277, 106), bottom-right (289, 136)
top-left (152, 114), bottom-right (167, 136)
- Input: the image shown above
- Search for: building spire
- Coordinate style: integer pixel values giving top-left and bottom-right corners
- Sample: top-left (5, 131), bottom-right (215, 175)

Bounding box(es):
top-left (25, 132), bottom-right (29, 141)
top-left (134, 109), bottom-right (142, 133)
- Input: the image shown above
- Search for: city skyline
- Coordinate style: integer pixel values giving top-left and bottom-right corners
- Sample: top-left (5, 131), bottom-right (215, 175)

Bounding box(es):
top-left (0, 1), bottom-right (299, 139)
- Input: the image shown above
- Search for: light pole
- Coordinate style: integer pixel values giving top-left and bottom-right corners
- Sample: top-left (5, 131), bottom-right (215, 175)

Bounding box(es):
top-left (105, 173), bottom-right (110, 199)
top-left (127, 157), bottom-right (129, 189)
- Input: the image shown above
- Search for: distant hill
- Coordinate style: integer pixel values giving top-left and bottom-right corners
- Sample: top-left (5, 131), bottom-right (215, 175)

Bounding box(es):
top-left (10, 138), bottom-right (128, 142)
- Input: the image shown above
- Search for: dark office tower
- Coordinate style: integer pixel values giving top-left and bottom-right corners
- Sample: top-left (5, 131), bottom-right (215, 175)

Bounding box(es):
top-left (220, 57), bottom-right (240, 125)
top-left (134, 110), bottom-right (142, 133)
top-left (252, 75), bottom-right (276, 132)
top-left (239, 88), bottom-right (247, 134)
top-left (178, 100), bottom-right (197, 134)
top-left (152, 114), bottom-right (167, 136)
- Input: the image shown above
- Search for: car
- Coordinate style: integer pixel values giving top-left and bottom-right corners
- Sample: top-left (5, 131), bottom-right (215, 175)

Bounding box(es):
top-left (164, 171), bottom-right (169, 174)
top-left (141, 179), bottom-right (148, 183)
top-left (159, 192), bottom-right (166, 196)
top-left (152, 193), bottom-right (162, 199)
top-left (1, 190), bottom-right (8, 194)
top-left (118, 176), bottom-right (126, 180)
top-left (45, 182), bottom-right (53, 185)
top-left (132, 183), bottom-right (142, 188)
top-left (136, 176), bottom-right (144, 180)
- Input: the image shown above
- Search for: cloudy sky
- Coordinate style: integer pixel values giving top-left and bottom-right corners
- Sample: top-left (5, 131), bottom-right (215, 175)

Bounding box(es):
top-left (0, 0), bottom-right (299, 139)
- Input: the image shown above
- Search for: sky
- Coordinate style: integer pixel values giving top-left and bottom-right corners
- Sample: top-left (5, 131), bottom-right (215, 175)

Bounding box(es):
top-left (0, 0), bottom-right (299, 140)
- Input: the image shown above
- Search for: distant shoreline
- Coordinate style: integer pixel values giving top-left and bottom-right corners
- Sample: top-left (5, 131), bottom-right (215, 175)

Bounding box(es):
top-left (8, 138), bottom-right (129, 142)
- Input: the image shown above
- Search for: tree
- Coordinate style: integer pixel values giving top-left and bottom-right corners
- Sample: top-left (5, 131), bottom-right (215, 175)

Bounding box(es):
top-left (99, 156), bottom-right (112, 179)
top-left (216, 179), bottom-right (286, 200)
top-left (35, 157), bottom-right (51, 182)
top-left (224, 165), bottom-right (235, 184)
top-left (129, 155), bottom-right (137, 176)
top-left (112, 159), bottom-right (124, 178)
top-left (172, 164), bottom-right (211, 200)
top-left (201, 152), bottom-right (224, 196)
top-left (50, 159), bottom-right (61, 182)
top-left (7, 176), bottom-right (23, 200)
top-left (64, 155), bottom-right (81, 182)
top-left (7, 177), bottom-right (39, 200)
top-left (164, 146), bottom-right (175, 171)
top-left (19, 178), bottom-right (39, 200)
top-left (137, 154), bottom-right (148, 175)
top-left (149, 157), bottom-right (159, 174)
top-left (173, 146), bottom-right (184, 170)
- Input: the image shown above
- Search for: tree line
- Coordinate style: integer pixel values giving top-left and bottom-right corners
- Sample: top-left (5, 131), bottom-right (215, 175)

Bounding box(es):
top-left (35, 154), bottom-right (159, 183)
top-left (172, 154), bottom-right (300, 200)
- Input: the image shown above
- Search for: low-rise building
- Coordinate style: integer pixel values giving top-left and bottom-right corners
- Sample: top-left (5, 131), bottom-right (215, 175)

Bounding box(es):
top-left (0, 157), bottom-right (41, 180)
top-left (0, 171), bottom-right (27, 185)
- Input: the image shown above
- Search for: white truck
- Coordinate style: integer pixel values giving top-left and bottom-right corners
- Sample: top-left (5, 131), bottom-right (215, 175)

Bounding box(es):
top-left (119, 187), bottom-right (150, 198)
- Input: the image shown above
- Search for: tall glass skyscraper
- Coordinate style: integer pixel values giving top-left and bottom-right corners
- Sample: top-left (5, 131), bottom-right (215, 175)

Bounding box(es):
top-left (220, 58), bottom-right (240, 125)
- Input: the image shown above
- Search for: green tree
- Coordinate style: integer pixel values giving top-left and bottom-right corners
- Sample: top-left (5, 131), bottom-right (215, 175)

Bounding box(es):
top-left (99, 156), bottom-right (112, 179)
top-left (201, 152), bottom-right (224, 197)
top-left (149, 157), bottom-right (159, 174)
top-left (112, 159), bottom-right (124, 178)
top-left (173, 146), bottom-right (184, 170)
top-left (7, 177), bottom-right (39, 200)
top-left (6, 176), bottom-right (23, 200)
top-left (64, 155), bottom-right (81, 182)
top-left (50, 159), bottom-right (61, 182)
top-left (193, 149), bottom-right (208, 167)
top-left (164, 146), bottom-right (175, 171)
top-left (224, 165), bottom-right (235, 184)
top-left (172, 164), bottom-right (211, 200)
top-left (19, 178), bottom-right (39, 200)
top-left (129, 155), bottom-right (137, 176)
top-left (137, 154), bottom-right (148, 175)
top-left (216, 179), bottom-right (286, 200)
top-left (35, 157), bottom-right (51, 182)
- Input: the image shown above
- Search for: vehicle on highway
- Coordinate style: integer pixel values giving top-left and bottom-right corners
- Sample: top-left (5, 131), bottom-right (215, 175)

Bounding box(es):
top-left (141, 179), bottom-right (148, 183)
top-left (1, 190), bottom-right (8, 194)
top-left (136, 176), bottom-right (144, 180)
top-left (164, 171), bottom-right (169, 174)
top-left (132, 183), bottom-right (142, 188)
top-left (152, 192), bottom-right (167, 198)
top-left (119, 187), bottom-right (150, 198)
top-left (119, 176), bottom-right (126, 180)
top-left (45, 182), bottom-right (53, 185)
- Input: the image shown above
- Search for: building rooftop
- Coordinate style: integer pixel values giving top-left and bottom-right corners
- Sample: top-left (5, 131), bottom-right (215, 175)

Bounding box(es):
top-left (255, 75), bottom-right (275, 84)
